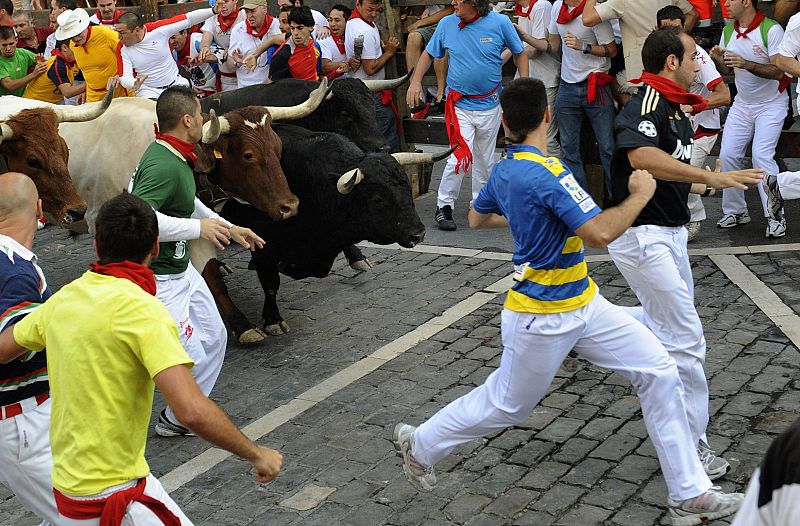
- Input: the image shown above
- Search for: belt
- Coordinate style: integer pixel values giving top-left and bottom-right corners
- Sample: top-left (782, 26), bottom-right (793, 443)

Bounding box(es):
top-left (0, 392), bottom-right (49, 420)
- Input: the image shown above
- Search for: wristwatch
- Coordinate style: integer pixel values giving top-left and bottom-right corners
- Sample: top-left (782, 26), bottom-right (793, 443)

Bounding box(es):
top-left (582, 43), bottom-right (592, 54)
top-left (702, 185), bottom-right (714, 197)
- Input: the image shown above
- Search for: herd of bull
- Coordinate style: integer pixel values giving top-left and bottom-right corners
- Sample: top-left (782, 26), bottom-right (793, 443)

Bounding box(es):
top-left (0, 75), bottom-right (453, 344)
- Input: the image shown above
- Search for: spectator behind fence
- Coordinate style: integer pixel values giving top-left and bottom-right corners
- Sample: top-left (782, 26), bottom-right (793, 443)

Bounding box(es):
top-left (88, 0), bottom-right (124, 28)
top-left (405, 3), bottom-right (453, 113)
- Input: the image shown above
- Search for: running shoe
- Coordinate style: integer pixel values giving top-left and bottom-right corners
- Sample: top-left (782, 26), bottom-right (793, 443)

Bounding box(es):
top-left (155, 409), bottom-right (195, 437)
top-left (392, 423), bottom-right (437, 491)
top-left (716, 212), bottom-right (751, 228)
top-left (434, 205), bottom-right (456, 231)
top-left (697, 440), bottom-right (730, 480)
top-left (766, 218), bottom-right (787, 239)
top-left (667, 487), bottom-right (743, 525)
top-left (764, 175), bottom-right (785, 223)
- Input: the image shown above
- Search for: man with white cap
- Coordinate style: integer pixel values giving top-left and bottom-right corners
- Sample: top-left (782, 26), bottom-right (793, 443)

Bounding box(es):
top-left (114, 7), bottom-right (216, 99)
top-left (55, 8), bottom-right (126, 102)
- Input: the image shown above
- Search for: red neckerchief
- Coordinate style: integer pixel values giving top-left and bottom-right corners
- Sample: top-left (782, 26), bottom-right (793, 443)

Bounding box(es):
top-left (330, 31), bottom-right (345, 54)
top-left (246, 14), bottom-right (274, 38)
top-left (444, 84), bottom-right (500, 174)
top-left (89, 261), bottom-right (157, 296)
top-left (348, 7), bottom-right (375, 28)
top-left (98, 10), bottom-right (125, 25)
top-left (175, 36), bottom-right (192, 65)
top-left (630, 71), bottom-right (704, 106)
top-left (53, 49), bottom-right (75, 66)
top-left (53, 480), bottom-right (180, 525)
top-left (514, 1), bottom-right (536, 19)
top-left (217, 10), bottom-right (239, 33)
top-left (556, 0), bottom-right (587, 24)
top-left (458, 14), bottom-right (481, 30)
top-left (734, 10), bottom-right (765, 39)
top-left (153, 124), bottom-right (199, 168)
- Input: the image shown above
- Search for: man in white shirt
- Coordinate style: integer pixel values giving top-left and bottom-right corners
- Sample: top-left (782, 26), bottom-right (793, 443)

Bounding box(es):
top-left (710, 0), bottom-right (788, 238)
top-left (229, 0), bottom-right (281, 88)
top-left (88, 0), bottom-right (124, 28)
top-left (319, 4), bottom-right (359, 79)
top-left (194, 0), bottom-right (245, 92)
top-left (116, 8), bottom-right (216, 99)
top-left (346, 0), bottom-right (401, 151)
top-left (658, 6), bottom-right (731, 243)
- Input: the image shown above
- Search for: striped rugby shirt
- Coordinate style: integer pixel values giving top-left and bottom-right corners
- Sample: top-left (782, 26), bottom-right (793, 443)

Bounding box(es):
top-left (473, 144), bottom-right (601, 314)
top-left (0, 234), bottom-right (51, 406)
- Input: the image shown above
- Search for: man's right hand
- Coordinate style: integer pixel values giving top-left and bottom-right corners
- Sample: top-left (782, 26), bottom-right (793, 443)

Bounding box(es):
top-left (406, 80), bottom-right (424, 108)
top-left (627, 169), bottom-right (656, 200)
top-left (200, 218), bottom-right (231, 250)
top-left (33, 61), bottom-right (49, 76)
top-left (250, 446), bottom-right (283, 483)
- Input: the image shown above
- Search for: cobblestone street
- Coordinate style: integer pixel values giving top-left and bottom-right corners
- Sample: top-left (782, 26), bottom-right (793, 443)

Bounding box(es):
top-left (2, 168), bottom-right (799, 525)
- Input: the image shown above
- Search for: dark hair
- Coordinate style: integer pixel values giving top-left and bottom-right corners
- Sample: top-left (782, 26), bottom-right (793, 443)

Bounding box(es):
top-left (0, 0), bottom-right (13, 16)
top-left (95, 191), bottom-right (158, 265)
top-left (117, 12), bottom-right (143, 30)
top-left (642, 27), bottom-right (687, 74)
top-left (156, 86), bottom-right (199, 132)
top-left (288, 5), bottom-right (314, 27)
top-left (656, 5), bottom-right (685, 26)
top-left (54, 0), bottom-right (77, 10)
top-left (279, 5), bottom-right (292, 13)
top-left (463, 0), bottom-right (490, 17)
top-left (0, 25), bottom-right (16, 40)
top-left (56, 38), bottom-right (71, 49)
top-left (752, 0), bottom-right (758, 8)
top-left (329, 4), bottom-right (351, 19)
top-left (500, 77), bottom-right (548, 144)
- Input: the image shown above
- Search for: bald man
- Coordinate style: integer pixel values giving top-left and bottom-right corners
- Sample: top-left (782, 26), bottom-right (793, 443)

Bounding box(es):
top-left (0, 173), bottom-right (58, 526)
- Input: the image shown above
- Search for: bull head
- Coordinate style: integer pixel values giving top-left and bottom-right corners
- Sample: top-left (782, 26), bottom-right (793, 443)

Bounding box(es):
top-left (360, 69), bottom-right (413, 92)
top-left (336, 168), bottom-right (364, 194)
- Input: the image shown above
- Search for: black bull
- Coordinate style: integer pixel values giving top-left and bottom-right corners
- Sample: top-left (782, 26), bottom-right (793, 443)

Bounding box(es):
top-left (200, 124), bottom-right (428, 340)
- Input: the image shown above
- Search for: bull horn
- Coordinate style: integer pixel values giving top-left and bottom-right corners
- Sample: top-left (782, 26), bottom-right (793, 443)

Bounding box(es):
top-left (201, 110), bottom-right (231, 144)
top-left (50, 88), bottom-right (114, 123)
top-left (391, 144), bottom-right (457, 166)
top-left (361, 69), bottom-right (412, 92)
top-left (336, 167), bottom-right (364, 194)
top-left (266, 77), bottom-right (329, 121)
top-left (0, 122), bottom-right (12, 143)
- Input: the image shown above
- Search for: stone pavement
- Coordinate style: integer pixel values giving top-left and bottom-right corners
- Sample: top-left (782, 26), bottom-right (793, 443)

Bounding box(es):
top-left (2, 173), bottom-right (800, 526)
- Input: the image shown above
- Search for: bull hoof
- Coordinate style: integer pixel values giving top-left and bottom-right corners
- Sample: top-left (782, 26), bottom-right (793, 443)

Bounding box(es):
top-left (238, 327), bottom-right (268, 344)
top-left (263, 320), bottom-right (290, 335)
top-left (349, 258), bottom-right (374, 272)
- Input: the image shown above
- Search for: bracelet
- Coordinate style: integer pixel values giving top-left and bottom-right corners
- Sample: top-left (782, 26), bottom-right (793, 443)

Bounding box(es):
top-left (582, 42), bottom-right (592, 55)
top-left (702, 185), bottom-right (713, 197)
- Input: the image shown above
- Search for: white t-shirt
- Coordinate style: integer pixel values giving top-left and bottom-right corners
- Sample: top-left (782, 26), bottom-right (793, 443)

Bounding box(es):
top-left (345, 17), bottom-right (384, 81)
top-left (690, 44), bottom-right (723, 131)
top-left (229, 16), bottom-right (282, 87)
top-left (311, 8), bottom-right (328, 38)
top-left (515, 0), bottom-right (560, 87)
top-left (720, 19), bottom-right (786, 105)
top-left (319, 34), bottom-right (347, 63)
top-left (200, 10), bottom-right (246, 75)
top-left (778, 12), bottom-right (800, 107)
top-left (548, 0), bottom-right (614, 84)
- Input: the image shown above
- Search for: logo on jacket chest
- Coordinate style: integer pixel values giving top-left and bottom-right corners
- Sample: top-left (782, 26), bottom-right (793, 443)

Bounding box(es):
top-left (671, 139), bottom-right (692, 161)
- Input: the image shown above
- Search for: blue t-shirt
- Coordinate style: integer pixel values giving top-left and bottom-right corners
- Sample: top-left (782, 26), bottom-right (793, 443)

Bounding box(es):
top-left (473, 144), bottom-right (601, 313)
top-left (426, 11), bottom-right (523, 111)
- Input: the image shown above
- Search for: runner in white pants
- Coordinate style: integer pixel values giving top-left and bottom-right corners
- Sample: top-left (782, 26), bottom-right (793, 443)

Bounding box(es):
top-left (394, 77), bottom-right (746, 526)
top-left (710, 0), bottom-right (788, 238)
top-left (607, 28), bottom-right (763, 489)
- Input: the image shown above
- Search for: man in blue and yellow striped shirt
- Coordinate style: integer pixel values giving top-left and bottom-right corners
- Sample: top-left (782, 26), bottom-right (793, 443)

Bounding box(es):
top-left (393, 77), bottom-right (744, 524)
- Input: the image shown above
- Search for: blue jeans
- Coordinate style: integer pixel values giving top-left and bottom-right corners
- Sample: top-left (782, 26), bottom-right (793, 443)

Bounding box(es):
top-left (554, 78), bottom-right (615, 195)
top-left (374, 94), bottom-right (400, 153)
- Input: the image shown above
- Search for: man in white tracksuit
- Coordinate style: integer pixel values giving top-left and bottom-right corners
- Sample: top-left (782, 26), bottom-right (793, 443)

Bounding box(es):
top-left (710, 0), bottom-right (788, 238)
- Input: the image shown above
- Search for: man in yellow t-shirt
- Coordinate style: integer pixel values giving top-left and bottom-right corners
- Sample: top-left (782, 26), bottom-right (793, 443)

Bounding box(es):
top-left (0, 192), bottom-right (282, 522)
top-left (55, 8), bottom-right (126, 102)
top-left (23, 39), bottom-right (84, 104)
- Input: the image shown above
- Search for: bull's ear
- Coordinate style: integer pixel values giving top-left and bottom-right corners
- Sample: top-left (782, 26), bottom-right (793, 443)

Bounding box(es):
top-left (194, 144), bottom-right (216, 174)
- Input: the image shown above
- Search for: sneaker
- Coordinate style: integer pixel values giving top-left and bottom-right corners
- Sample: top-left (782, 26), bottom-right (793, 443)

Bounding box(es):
top-left (697, 440), bottom-right (730, 481)
top-left (716, 211), bottom-right (751, 228)
top-left (764, 175), bottom-right (785, 222)
top-left (667, 487), bottom-right (744, 525)
top-left (766, 218), bottom-right (787, 239)
top-left (154, 409), bottom-right (195, 437)
top-left (434, 205), bottom-right (457, 231)
top-left (392, 423), bottom-right (437, 491)
top-left (685, 221), bottom-right (701, 243)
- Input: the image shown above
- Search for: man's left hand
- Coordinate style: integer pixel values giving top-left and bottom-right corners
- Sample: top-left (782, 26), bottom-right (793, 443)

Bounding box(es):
top-left (230, 226), bottom-right (265, 251)
top-left (723, 51), bottom-right (746, 69)
top-left (316, 26), bottom-right (331, 40)
top-left (382, 37), bottom-right (400, 54)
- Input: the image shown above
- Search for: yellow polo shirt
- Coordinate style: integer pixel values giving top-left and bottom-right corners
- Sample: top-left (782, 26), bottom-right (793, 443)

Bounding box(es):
top-left (70, 25), bottom-right (127, 102)
top-left (23, 55), bottom-right (73, 104)
top-left (13, 270), bottom-right (193, 497)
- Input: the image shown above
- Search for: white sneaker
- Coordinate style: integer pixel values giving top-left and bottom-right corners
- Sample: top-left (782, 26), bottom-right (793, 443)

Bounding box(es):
top-left (392, 423), bottom-right (436, 491)
top-left (717, 212), bottom-right (751, 228)
top-left (764, 175), bottom-right (785, 222)
top-left (766, 218), bottom-right (787, 238)
top-left (697, 441), bottom-right (730, 480)
top-left (667, 487), bottom-right (744, 525)
top-left (685, 221), bottom-right (701, 243)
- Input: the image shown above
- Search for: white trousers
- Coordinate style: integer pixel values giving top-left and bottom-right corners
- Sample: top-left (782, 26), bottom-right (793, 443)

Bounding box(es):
top-left (412, 296), bottom-right (711, 501)
top-left (545, 85), bottom-right (561, 159)
top-left (156, 265), bottom-right (227, 426)
top-left (0, 398), bottom-right (58, 526)
top-left (719, 98), bottom-right (787, 216)
top-left (688, 133), bottom-right (719, 222)
top-left (437, 105), bottom-right (502, 209)
top-left (57, 475), bottom-right (193, 526)
top-left (135, 76), bottom-right (191, 100)
top-left (776, 171), bottom-right (800, 200)
top-left (608, 225), bottom-right (709, 446)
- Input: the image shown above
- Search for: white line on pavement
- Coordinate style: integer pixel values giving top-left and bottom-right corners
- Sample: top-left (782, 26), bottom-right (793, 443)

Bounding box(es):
top-left (710, 255), bottom-right (800, 348)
